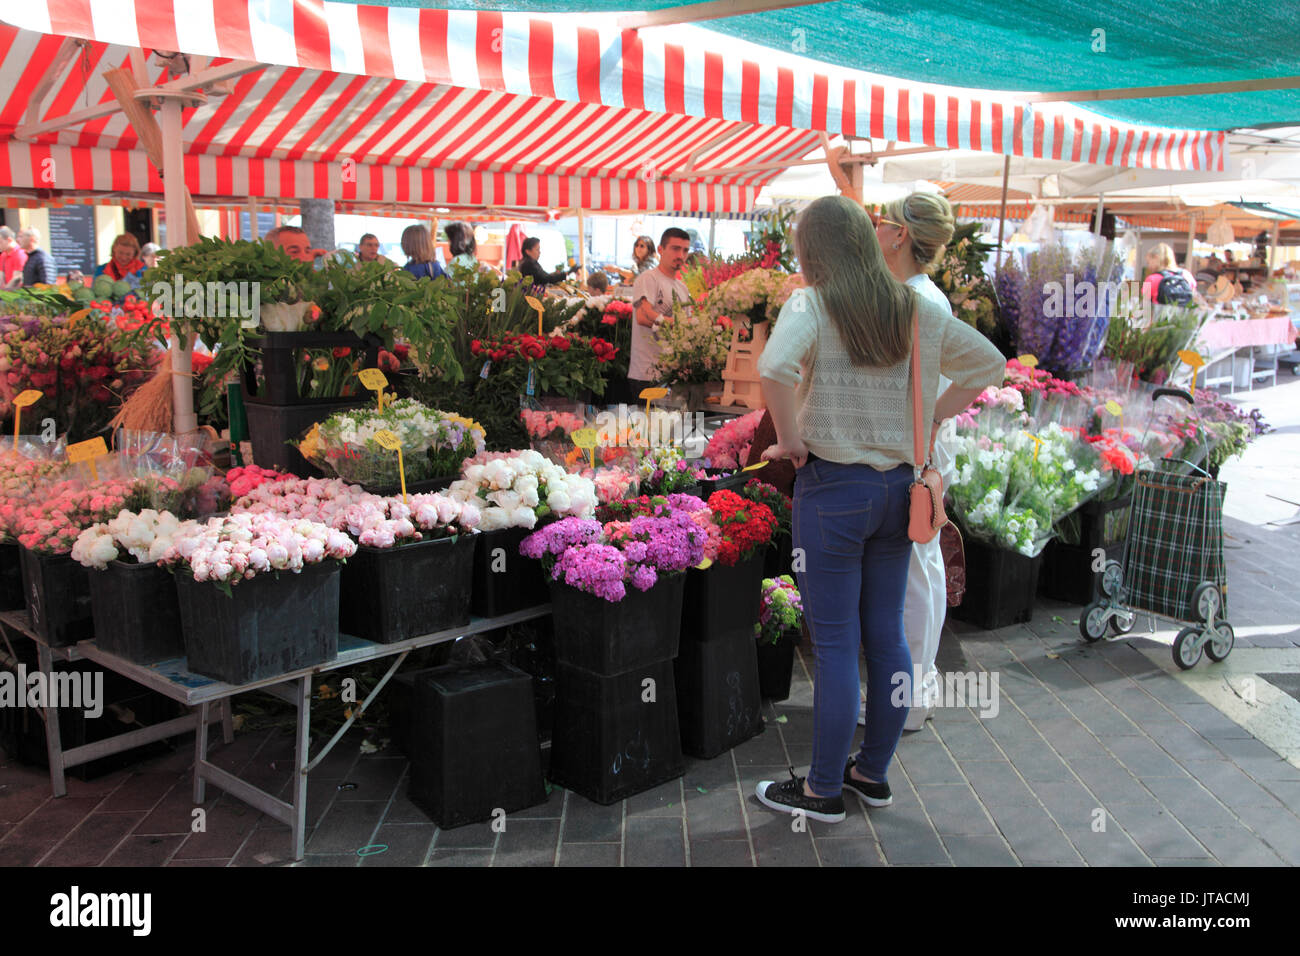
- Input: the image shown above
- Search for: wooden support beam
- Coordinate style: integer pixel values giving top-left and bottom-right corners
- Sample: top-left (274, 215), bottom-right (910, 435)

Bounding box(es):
top-left (18, 37), bottom-right (84, 131)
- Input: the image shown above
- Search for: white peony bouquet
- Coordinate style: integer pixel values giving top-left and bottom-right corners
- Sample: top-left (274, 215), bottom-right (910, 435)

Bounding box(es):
top-left (448, 449), bottom-right (598, 531)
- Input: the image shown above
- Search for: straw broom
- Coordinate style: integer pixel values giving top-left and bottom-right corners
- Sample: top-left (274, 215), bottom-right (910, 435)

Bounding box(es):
top-left (108, 353), bottom-right (185, 434)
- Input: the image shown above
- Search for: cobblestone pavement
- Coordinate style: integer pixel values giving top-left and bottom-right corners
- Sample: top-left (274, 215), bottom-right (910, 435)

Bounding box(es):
top-left (3, 381), bottom-right (1298, 867)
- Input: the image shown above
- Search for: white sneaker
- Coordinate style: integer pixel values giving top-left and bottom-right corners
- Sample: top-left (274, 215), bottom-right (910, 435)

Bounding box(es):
top-left (903, 703), bottom-right (934, 732)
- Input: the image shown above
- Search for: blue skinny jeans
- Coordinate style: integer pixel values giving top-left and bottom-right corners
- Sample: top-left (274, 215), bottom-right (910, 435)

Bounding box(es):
top-left (793, 456), bottom-right (914, 796)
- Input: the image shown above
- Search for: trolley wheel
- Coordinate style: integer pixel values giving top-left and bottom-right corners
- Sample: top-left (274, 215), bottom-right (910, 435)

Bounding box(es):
top-left (1206, 621), bottom-right (1235, 662)
top-left (1109, 609), bottom-right (1137, 635)
top-left (1191, 582), bottom-right (1222, 623)
top-left (1080, 603), bottom-right (1109, 643)
top-left (1099, 560), bottom-right (1125, 599)
top-left (1173, 627), bottom-right (1204, 670)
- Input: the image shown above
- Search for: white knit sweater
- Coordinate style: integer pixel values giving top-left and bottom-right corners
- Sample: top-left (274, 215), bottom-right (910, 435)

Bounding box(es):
top-left (756, 285), bottom-right (1005, 469)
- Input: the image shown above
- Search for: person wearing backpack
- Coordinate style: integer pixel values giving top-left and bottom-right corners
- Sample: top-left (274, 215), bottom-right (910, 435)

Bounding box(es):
top-left (1142, 243), bottom-right (1199, 306)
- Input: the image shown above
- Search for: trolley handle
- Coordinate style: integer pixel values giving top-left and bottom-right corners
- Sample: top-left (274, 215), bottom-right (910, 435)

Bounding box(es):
top-left (1152, 387), bottom-right (1194, 406)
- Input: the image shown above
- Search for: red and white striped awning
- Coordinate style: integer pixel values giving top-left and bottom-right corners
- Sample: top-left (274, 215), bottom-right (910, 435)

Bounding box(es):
top-left (0, 1), bottom-right (1227, 213)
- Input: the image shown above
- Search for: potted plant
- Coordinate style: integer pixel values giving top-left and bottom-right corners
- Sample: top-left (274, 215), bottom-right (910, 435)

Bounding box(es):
top-left (754, 575), bottom-right (803, 701)
top-left (447, 449), bottom-right (598, 616)
top-left (72, 509), bottom-right (192, 663)
top-left (160, 512), bottom-right (356, 684)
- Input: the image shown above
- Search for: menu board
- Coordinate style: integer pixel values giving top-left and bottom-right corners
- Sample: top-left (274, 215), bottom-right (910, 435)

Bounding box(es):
top-left (47, 206), bottom-right (97, 276)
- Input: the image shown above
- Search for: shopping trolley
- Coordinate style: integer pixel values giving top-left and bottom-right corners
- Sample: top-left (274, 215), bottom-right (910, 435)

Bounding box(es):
top-left (1078, 388), bottom-right (1234, 669)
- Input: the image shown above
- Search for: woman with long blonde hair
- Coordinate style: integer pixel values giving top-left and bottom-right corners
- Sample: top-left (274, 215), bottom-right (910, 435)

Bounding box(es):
top-left (754, 195), bottom-right (1003, 822)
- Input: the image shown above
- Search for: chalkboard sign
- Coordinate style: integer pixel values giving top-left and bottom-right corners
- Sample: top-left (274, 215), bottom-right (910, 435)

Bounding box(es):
top-left (238, 211), bottom-right (278, 240)
top-left (47, 207), bottom-right (96, 276)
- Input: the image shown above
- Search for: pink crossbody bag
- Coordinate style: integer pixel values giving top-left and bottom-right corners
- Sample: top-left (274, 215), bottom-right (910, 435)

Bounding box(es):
top-left (908, 309), bottom-right (948, 544)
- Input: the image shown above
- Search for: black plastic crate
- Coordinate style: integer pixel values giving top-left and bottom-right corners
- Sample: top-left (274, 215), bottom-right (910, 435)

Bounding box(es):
top-left (471, 526), bottom-right (549, 618)
top-left (18, 546), bottom-right (93, 647)
top-left (548, 573), bottom-right (684, 676)
top-left (244, 397), bottom-right (367, 478)
top-left (680, 552), bottom-right (765, 644)
top-left (241, 330), bottom-right (379, 406)
top-left (548, 658), bottom-right (684, 805)
top-left (763, 533), bottom-right (795, 579)
top-left (674, 629), bottom-right (764, 759)
top-left (951, 536), bottom-right (1044, 630)
top-left (339, 534), bottom-right (476, 644)
top-left (0, 641), bottom-right (185, 779)
top-left (1039, 495), bottom-right (1132, 605)
top-left (175, 561), bottom-right (340, 685)
top-left (696, 471), bottom-right (748, 497)
top-left (407, 661), bottom-right (547, 828)
top-left (87, 560), bottom-right (185, 664)
top-left (0, 541), bottom-right (23, 611)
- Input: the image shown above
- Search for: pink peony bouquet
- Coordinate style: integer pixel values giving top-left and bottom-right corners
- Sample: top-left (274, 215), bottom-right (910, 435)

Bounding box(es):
top-left (161, 513), bottom-right (357, 588)
top-left (703, 410), bottom-right (763, 470)
top-left (72, 509), bottom-right (194, 569)
top-left (342, 492), bottom-right (481, 549)
top-left (225, 465), bottom-right (293, 499)
top-left (232, 476), bottom-right (367, 530)
top-left (520, 409), bottom-right (587, 442)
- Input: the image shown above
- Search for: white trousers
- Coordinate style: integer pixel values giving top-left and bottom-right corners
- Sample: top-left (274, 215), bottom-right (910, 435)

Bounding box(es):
top-left (903, 421), bottom-right (955, 712)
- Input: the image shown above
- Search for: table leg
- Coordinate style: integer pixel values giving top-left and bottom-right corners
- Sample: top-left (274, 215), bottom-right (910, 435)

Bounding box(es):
top-left (38, 643), bottom-right (66, 798)
top-left (193, 702), bottom-right (210, 803)
top-left (291, 675), bottom-right (311, 862)
top-left (221, 698), bottom-right (235, 745)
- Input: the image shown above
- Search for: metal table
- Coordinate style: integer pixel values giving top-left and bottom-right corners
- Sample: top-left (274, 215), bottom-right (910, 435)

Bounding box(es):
top-left (0, 604), bottom-right (550, 861)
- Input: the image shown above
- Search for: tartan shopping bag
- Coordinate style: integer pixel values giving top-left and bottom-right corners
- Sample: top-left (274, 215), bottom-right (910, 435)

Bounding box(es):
top-left (1121, 461), bottom-right (1227, 622)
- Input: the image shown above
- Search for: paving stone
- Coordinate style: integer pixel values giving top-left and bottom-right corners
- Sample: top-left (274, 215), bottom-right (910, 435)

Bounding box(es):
top-left (1105, 804), bottom-right (1213, 860)
top-left (230, 824), bottom-right (300, 867)
top-left (942, 834), bottom-right (1017, 866)
top-left (1139, 776), bottom-right (1243, 830)
top-left (626, 779), bottom-right (684, 818)
top-left (359, 824), bottom-right (435, 866)
top-left (732, 730), bottom-right (792, 767)
top-left (1030, 781), bottom-right (1105, 826)
top-left (306, 800), bottom-right (388, 854)
top-left (334, 757), bottom-right (406, 802)
top-left (682, 756), bottom-right (741, 794)
top-left (1072, 829), bottom-right (1153, 867)
top-left (299, 852), bottom-right (357, 867)
top-left (171, 800), bottom-right (261, 859)
top-left (561, 793), bottom-right (625, 844)
top-left (428, 848), bottom-right (493, 866)
top-left (933, 721), bottom-right (1005, 762)
top-left (985, 804), bottom-right (1080, 863)
top-left (103, 833), bottom-right (186, 866)
top-left (1008, 692), bottom-right (1071, 722)
top-left (166, 858), bottom-right (229, 867)
top-left (1209, 737), bottom-right (1300, 780)
top-left (134, 782), bottom-right (216, 835)
top-left (895, 741), bottom-right (964, 785)
top-left (1228, 806), bottom-right (1300, 864)
top-left (1057, 696), bottom-right (1142, 737)
top-left (1169, 703), bottom-right (1254, 739)
top-left (558, 842), bottom-right (621, 867)
top-left (1031, 717), bottom-right (1112, 760)
top-left (623, 816), bottom-right (685, 867)
top-left (35, 810), bottom-right (142, 867)
top-left (0, 781), bottom-right (50, 826)
top-left (1064, 756), bottom-right (1156, 806)
top-left (1180, 759), bottom-right (1289, 808)
top-left (1186, 826), bottom-right (1287, 866)
top-left (915, 784), bottom-right (997, 836)
top-left (684, 786), bottom-right (747, 841)
top-left (1, 795), bottom-right (102, 850)
top-left (1103, 734), bottom-right (1193, 779)
top-left (493, 819), bottom-right (560, 867)
top-left (96, 772), bottom-right (185, 812)
top-left (994, 740), bottom-right (1077, 784)
top-left (814, 836), bottom-right (886, 866)
top-left (1142, 722), bottom-right (1228, 762)
top-left (868, 811), bottom-right (950, 865)
top-left (959, 760), bottom-right (1039, 807)
top-left (431, 820), bottom-right (499, 849)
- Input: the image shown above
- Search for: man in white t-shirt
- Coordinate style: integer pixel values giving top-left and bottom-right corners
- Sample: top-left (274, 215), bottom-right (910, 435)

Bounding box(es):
top-left (629, 228), bottom-right (692, 394)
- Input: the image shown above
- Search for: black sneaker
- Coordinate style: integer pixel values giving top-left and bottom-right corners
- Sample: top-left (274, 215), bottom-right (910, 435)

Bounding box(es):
top-left (755, 768), bottom-right (846, 823)
top-left (842, 759), bottom-right (892, 807)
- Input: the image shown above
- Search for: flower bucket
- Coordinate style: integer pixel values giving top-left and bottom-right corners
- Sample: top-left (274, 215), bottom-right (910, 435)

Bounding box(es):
top-left (696, 470), bottom-right (748, 498)
top-left (680, 551), bottom-right (766, 644)
top-left (175, 561), bottom-right (340, 684)
top-left (951, 537), bottom-right (1044, 630)
top-left (1038, 495), bottom-right (1133, 605)
top-left (763, 532), bottom-right (795, 579)
top-left (241, 330), bottom-right (377, 406)
top-left (756, 630), bottom-right (798, 702)
top-left (244, 397), bottom-right (367, 478)
top-left (674, 630), bottom-right (764, 758)
top-left (1, 541), bottom-right (23, 611)
top-left (471, 526), bottom-right (550, 618)
top-left (19, 546), bottom-right (93, 647)
top-left (547, 572), bottom-right (685, 676)
top-left (339, 534), bottom-right (476, 644)
top-left (87, 560), bottom-right (185, 664)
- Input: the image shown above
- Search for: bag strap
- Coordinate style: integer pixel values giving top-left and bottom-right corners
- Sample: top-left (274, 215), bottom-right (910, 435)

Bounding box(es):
top-left (910, 306), bottom-right (923, 477)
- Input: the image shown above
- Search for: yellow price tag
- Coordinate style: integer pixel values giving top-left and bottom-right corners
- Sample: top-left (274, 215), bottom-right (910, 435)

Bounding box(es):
top-left (741, 461), bottom-right (768, 473)
top-left (1104, 400), bottom-right (1122, 416)
top-left (1177, 350), bottom-right (1206, 397)
top-left (525, 295), bottom-right (545, 335)
top-left (1017, 354), bottom-right (1039, 369)
top-left (12, 389), bottom-right (42, 441)
top-left (695, 557), bottom-right (713, 570)
top-left (1022, 430), bottom-right (1044, 463)
top-left (571, 427), bottom-right (599, 468)
top-left (67, 308), bottom-right (92, 326)
top-left (358, 368), bottom-right (389, 410)
top-left (68, 436), bottom-right (108, 480)
top-left (372, 429), bottom-right (407, 502)
top-left (639, 385), bottom-right (669, 419)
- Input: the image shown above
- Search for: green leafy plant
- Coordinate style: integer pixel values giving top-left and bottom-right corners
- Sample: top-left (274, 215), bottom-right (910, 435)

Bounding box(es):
top-left (1103, 299), bottom-right (1207, 383)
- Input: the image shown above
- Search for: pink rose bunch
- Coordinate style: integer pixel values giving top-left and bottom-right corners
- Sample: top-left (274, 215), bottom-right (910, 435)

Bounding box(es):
top-left (0, 451), bottom-right (70, 540)
top-left (161, 513), bottom-right (357, 585)
top-left (576, 466), bottom-right (640, 505)
top-left (703, 410), bottom-right (763, 470)
top-left (520, 409), bottom-right (587, 442)
top-left (14, 477), bottom-right (149, 555)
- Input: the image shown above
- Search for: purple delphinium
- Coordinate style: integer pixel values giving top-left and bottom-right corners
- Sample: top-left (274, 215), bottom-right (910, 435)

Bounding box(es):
top-left (995, 263), bottom-right (1023, 343)
top-left (1017, 245), bottom-right (1071, 361)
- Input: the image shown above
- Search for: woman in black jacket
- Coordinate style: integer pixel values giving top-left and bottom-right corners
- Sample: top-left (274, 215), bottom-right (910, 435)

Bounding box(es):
top-left (516, 237), bottom-right (578, 289)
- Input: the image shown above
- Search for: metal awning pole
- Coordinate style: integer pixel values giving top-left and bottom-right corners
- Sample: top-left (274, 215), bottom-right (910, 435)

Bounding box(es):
top-left (995, 154), bottom-right (1010, 277)
top-left (159, 96), bottom-right (197, 437)
top-left (577, 208), bottom-right (587, 282)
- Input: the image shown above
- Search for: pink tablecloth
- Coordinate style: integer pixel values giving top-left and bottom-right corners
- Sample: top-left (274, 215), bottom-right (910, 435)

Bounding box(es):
top-left (1198, 317), bottom-right (1296, 350)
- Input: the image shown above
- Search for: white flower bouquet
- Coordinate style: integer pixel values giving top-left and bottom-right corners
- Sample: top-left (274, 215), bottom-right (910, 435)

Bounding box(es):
top-left (71, 509), bottom-right (196, 570)
top-left (448, 449), bottom-right (598, 531)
